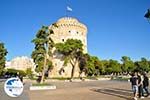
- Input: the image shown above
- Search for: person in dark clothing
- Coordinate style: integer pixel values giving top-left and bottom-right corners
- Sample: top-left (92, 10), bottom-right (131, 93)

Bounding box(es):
top-left (19, 75), bottom-right (23, 83)
top-left (143, 73), bottom-right (150, 97)
top-left (137, 72), bottom-right (144, 99)
top-left (130, 72), bottom-right (138, 100)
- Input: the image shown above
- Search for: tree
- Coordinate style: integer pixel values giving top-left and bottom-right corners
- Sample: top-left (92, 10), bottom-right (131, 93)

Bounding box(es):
top-left (31, 25), bottom-right (55, 83)
top-left (108, 59), bottom-right (121, 75)
top-left (6, 69), bottom-right (26, 77)
top-left (80, 54), bottom-right (105, 76)
top-left (86, 56), bottom-right (104, 76)
top-left (26, 68), bottom-right (33, 79)
top-left (148, 60), bottom-right (150, 72)
top-left (55, 39), bottom-right (83, 80)
top-left (135, 58), bottom-right (150, 72)
top-left (78, 53), bottom-right (88, 76)
top-left (101, 60), bottom-right (109, 74)
top-left (0, 42), bottom-right (7, 76)
top-left (86, 56), bottom-right (97, 76)
top-left (121, 56), bottom-right (134, 74)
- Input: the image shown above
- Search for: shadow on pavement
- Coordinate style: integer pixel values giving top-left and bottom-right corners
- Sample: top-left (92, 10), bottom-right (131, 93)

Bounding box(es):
top-left (110, 88), bottom-right (132, 92)
top-left (91, 88), bottom-right (133, 100)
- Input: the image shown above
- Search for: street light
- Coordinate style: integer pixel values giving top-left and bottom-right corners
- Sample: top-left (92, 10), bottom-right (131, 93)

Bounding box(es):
top-left (144, 9), bottom-right (150, 23)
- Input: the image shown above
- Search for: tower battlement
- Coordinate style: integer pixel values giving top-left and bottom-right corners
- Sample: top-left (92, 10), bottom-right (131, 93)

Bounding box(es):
top-left (56, 17), bottom-right (87, 30)
top-left (50, 17), bottom-right (88, 53)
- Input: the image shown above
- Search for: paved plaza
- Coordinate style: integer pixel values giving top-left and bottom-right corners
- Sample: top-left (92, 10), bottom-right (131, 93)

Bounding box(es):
top-left (29, 80), bottom-right (150, 100)
top-left (1, 80), bottom-right (150, 100)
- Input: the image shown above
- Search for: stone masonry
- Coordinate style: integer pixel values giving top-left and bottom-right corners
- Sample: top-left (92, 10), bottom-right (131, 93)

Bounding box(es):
top-left (49, 17), bottom-right (88, 78)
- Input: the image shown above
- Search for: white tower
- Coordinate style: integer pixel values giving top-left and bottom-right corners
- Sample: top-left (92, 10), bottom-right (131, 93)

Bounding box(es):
top-left (49, 17), bottom-right (88, 78)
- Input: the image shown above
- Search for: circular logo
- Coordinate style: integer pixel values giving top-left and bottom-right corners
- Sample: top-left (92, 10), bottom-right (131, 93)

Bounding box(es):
top-left (4, 77), bottom-right (24, 97)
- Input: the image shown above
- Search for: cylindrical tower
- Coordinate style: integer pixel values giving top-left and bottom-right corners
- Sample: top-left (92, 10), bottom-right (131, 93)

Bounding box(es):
top-left (49, 17), bottom-right (88, 78)
top-left (50, 17), bottom-right (87, 53)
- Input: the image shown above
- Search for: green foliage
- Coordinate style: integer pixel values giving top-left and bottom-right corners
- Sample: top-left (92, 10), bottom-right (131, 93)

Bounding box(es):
top-left (103, 59), bottom-right (121, 74)
top-left (121, 56), bottom-right (134, 73)
top-left (87, 57), bottom-right (96, 76)
top-left (134, 57), bottom-right (150, 72)
top-left (6, 69), bottom-right (26, 77)
top-left (83, 55), bottom-right (105, 76)
top-left (32, 83), bottom-right (52, 86)
top-left (49, 77), bottom-right (71, 80)
top-left (31, 26), bottom-right (54, 73)
top-left (26, 68), bottom-right (33, 79)
top-left (31, 26), bottom-right (150, 78)
top-left (85, 56), bottom-right (122, 76)
top-left (109, 59), bottom-right (121, 73)
top-left (55, 39), bottom-right (84, 79)
top-left (31, 25), bottom-right (56, 83)
top-left (47, 60), bottom-right (53, 70)
top-left (55, 39), bottom-right (83, 61)
top-left (86, 56), bottom-right (98, 76)
top-left (55, 39), bottom-right (83, 56)
top-left (79, 53), bottom-right (89, 73)
top-left (0, 42), bottom-right (8, 76)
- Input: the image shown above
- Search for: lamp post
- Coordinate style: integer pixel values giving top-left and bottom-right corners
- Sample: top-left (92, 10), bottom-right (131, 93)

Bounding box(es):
top-left (144, 9), bottom-right (150, 23)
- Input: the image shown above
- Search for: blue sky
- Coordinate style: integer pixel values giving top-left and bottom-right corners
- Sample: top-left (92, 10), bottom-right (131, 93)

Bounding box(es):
top-left (0, 0), bottom-right (150, 61)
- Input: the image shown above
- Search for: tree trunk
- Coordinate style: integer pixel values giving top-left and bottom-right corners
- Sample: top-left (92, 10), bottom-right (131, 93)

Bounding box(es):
top-left (70, 58), bottom-right (78, 81)
top-left (71, 65), bottom-right (75, 80)
top-left (40, 54), bottom-right (47, 84)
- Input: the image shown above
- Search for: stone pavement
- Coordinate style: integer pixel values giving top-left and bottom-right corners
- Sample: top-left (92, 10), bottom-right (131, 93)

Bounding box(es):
top-left (29, 81), bottom-right (150, 100)
top-left (1, 80), bottom-right (150, 100)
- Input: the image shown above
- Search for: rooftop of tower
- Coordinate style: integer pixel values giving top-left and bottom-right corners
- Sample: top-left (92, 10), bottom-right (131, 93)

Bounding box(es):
top-left (55, 17), bottom-right (87, 30)
top-left (58, 17), bottom-right (78, 23)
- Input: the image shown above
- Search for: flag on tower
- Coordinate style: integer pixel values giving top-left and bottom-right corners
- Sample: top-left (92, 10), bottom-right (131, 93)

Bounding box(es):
top-left (67, 6), bottom-right (72, 11)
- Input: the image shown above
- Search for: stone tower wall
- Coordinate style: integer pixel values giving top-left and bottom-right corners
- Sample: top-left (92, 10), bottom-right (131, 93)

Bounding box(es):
top-left (49, 17), bottom-right (87, 78)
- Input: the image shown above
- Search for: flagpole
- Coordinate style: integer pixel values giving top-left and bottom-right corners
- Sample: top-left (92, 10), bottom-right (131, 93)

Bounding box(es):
top-left (66, 0), bottom-right (69, 17)
top-left (66, 0), bottom-right (73, 17)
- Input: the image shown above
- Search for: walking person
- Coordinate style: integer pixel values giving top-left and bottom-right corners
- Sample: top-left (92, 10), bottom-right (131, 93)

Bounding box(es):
top-left (130, 72), bottom-right (138, 100)
top-left (143, 72), bottom-right (150, 97)
top-left (137, 72), bottom-right (144, 99)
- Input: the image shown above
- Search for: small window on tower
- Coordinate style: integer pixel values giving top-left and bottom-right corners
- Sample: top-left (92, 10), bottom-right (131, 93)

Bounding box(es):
top-left (69, 30), bottom-right (71, 33)
top-left (62, 39), bottom-right (64, 42)
top-left (55, 63), bottom-right (57, 66)
top-left (77, 31), bottom-right (79, 34)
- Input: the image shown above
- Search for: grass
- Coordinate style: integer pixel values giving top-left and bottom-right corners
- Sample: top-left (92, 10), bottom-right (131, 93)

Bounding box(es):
top-left (112, 77), bottom-right (129, 81)
top-left (47, 77), bottom-right (83, 80)
top-left (24, 77), bottom-right (37, 80)
top-left (27, 75), bottom-right (131, 82)
top-left (32, 83), bottom-right (53, 86)
top-left (48, 76), bottom-right (111, 80)
top-left (86, 75), bottom-right (111, 79)
top-left (48, 77), bottom-right (71, 80)
top-left (27, 76), bottom-right (131, 82)
top-left (85, 76), bottom-right (98, 80)
top-left (86, 75), bottom-right (130, 81)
